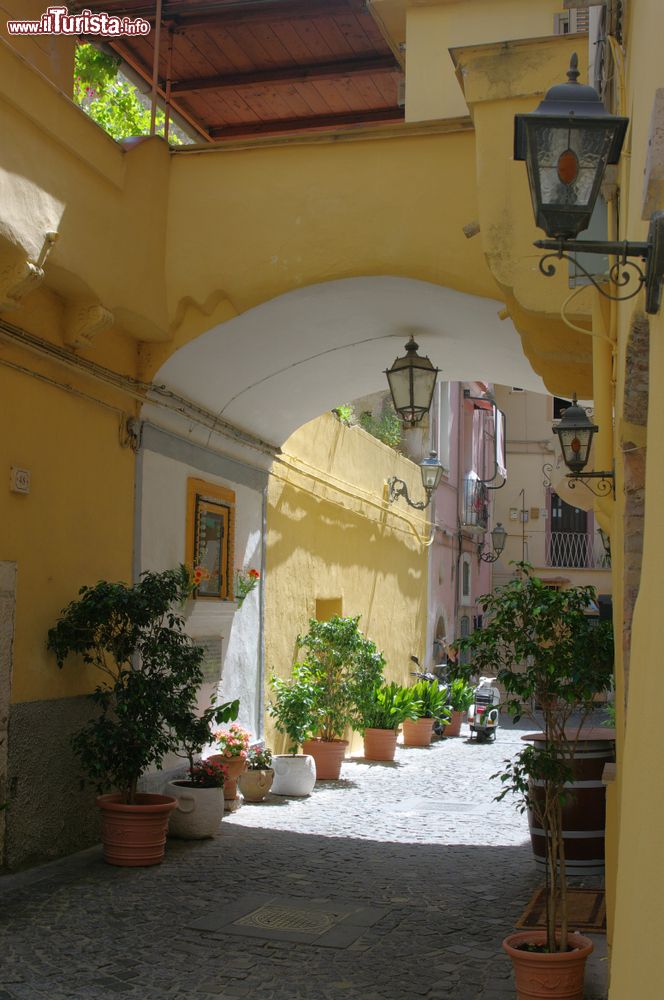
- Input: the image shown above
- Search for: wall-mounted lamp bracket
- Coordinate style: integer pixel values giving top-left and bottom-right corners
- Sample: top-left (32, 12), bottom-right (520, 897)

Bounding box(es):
top-left (534, 211), bottom-right (664, 314)
top-left (387, 476), bottom-right (432, 511)
top-left (542, 461), bottom-right (614, 498)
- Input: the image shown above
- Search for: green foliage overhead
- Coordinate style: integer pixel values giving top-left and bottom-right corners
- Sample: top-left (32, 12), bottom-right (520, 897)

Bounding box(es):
top-left (74, 42), bottom-right (180, 143)
top-left (448, 563), bottom-right (614, 953)
top-left (358, 682), bottom-right (421, 733)
top-left (332, 404), bottom-right (355, 426)
top-left (47, 566), bottom-right (215, 803)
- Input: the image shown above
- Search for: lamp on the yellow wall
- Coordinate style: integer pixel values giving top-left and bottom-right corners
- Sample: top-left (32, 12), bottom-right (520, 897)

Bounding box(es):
top-left (550, 394), bottom-right (615, 498)
top-left (477, 522), bottom-right (507, 563)
top-left (514, 53), bottom-right (664, 314)
top-left (387, 451), bottom-right (443, 511)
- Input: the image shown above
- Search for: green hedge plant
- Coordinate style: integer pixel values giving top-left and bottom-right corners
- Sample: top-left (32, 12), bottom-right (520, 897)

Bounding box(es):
top-left (409, 679), bottom-right (451, 725)
top-left (358, 682), bottom-right (422, 733)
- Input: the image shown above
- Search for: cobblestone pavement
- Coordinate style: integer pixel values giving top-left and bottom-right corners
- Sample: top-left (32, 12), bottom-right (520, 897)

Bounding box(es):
top-left (0, 717), bottom-right (608, 1000)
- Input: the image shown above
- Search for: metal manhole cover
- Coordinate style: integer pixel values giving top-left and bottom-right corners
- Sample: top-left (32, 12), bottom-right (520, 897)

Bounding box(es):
top-left (234, 904), bottom-right (341, 934)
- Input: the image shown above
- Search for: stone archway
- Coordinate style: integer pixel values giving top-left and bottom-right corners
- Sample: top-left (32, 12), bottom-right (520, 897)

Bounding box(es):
top-left (621, 314), bottom-right (649, 706)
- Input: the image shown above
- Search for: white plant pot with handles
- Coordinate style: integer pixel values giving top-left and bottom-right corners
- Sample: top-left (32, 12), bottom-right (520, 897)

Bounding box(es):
top-left (270, 754), bottom-right (316, 796)
top-left (166, 781), bottom-right (225, 839)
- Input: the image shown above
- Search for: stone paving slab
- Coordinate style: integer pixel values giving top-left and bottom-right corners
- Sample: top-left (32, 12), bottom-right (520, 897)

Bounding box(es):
top-left (0, 716), bottom-right (608, 999)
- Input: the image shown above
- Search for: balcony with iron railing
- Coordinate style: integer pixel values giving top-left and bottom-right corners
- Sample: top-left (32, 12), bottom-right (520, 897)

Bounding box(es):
top-left (461, 477), bottom-right (489, 533)
top-left (545, 531), bottom-right (611, 569)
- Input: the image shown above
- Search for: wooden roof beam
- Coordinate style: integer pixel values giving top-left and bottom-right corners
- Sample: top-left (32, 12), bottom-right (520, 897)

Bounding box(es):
top-left (71, 1), bottom-right (367, 28)
top-left (209, 107), bottom-right (404, 139)
top-left (171, 55), bottom-right (399, 94)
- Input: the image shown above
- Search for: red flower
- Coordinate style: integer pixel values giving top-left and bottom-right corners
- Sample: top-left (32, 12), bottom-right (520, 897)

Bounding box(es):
top-left (248, 569), bottom-right (260, 579)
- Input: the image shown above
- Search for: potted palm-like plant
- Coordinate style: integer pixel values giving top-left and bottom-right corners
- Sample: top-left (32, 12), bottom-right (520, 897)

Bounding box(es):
top-left (402, 679), bottom-right (450, 747)
top-left (47, 566), bottom-right (211, 866)
top-left (443, 679), bottom-right (475, 737)
top-left (296, 616), bottom-right (386, 780)
top-left (268, 672), bottom-right (318, 796)
top-left (357, 682), bottom-right (421, 761)
top-left (450, 564), bottom-right (613, 999)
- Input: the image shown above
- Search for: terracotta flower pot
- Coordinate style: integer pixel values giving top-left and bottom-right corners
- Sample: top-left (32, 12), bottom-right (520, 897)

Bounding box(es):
top-left (363, 728), bottom-right (398, 761)
top-left (96, 793), bottom-right (177, 867)
top-left (166, 781), bottom-right (224, 839)
top-left (238, 768), bottom-right (275, 802)
top-left (207, 755), bottom-right (248, 801)
top-left (270, 754), bottom-right (316, 796)
top-left (444, 710), bottom-right (464, 738)
top-left (402, 717), bottom-right (434, 747)
top-left (301, 739), bottom-right (348, 780)
top-left (502, 930), bottom-right (593, 1000)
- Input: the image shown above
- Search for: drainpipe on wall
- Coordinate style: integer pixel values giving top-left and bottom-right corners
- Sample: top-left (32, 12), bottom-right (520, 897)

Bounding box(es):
top-left (256, 485), bottom-right (268, 740)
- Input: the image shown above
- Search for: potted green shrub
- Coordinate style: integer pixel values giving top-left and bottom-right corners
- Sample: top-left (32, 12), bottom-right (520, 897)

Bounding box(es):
top-left (450, 564), bottom-right (613, 998)
top-left (238, 745), bottom-right (275, 801)
top-left (296, 616), bottom-right (386, 779)
top-left (167, 696), bottom-right (240, 839)
top-left (357, 682), bottom-right (421, 761)
top-left (268, 671), bottom-right (318, 796)
top-left (47, 566), bottom-right (213, 866)
top-left (402, 679), bottom-right (450, 746)
top-left (443, 678), bottom-right (475, 737)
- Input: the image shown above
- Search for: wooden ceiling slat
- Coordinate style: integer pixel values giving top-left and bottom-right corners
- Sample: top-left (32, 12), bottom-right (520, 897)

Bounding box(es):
top-left (249, 23), bottom-right (298, 64)
top-left (371, 69), bottom-right (401, 106)
top-left (209, 106), bottom-right (403, 139)
top-left (196, 28), bottom-right (255, 72)
top-left (309, 78), bottom-right (355, 114)
top-left (290, 81), bottom-right (333, 117)
top-left (330, 14), bottom-right (376, 56)
top-left (72, 0), bottom-right (367, 24)
top-left (171, 55), bottom-right (397, 94)
top-left (210, 90), bottom-right (264, 126)
top-left (290, 19), bottom-right (336, 61)
top-left (268, 20), bottom-right (322, 64)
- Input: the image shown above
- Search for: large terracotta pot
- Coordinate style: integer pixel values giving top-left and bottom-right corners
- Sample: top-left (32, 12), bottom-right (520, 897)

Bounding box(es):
top-left (271, 754), bottom-right (316, 796)
top-left (96, 793), bottom-right (177, 867)
top-left (166, 781), bottom-right (224, 839)
top-left (363, 728), bottom-right (398, 761)
top-left (207, 755), bottom-right (248, 802)
top-left (444, 711), bottom-right (464, 738)
top-left (302, 739), bottom-right (348, 780)
top-left (502, 930), bottom-right (593, 1000)
top-left (238, 768), bottom-right (275, 802)
top-left (402, 717), bottom-right (434, 747)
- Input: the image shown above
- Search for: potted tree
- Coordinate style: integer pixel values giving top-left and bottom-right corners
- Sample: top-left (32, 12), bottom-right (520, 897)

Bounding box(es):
top-left (357, 682), bottom-right (421, 761)
top-left (47, 566), bottom-right (212, 866)
top-left (402, 679), bottom-right (450, 747)
top-left (268, 671), bottom-right (318, 796)
top-left (166, 696), bottom-right (240, 839)
top-left (450, 564), bottom-right (613, 998)
top-left (296, 616), bottom-right (386, 780)
top-left (443, 679), bottom-right (475, 737)
top-left (238, 745), bottom-right (275, 801)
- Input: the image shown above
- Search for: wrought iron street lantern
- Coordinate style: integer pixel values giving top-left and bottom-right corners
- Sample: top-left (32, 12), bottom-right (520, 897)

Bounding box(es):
top-left (387, 451), bottom-right (444, 511)
top-left (551, 394), bottom-right (614, 497)
top-left (515, 53), bottom-right (664, 314)
top-left (478, 522), bottom-right (507, 564)
top-left (384, 336), bottom-right (440, 425)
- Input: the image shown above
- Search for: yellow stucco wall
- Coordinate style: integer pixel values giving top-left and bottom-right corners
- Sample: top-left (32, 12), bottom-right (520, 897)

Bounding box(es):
top-left (406, 0), bottom-right (562, 122)
top-left (1, 291), bottom-right (138, 703)
top-left (264, 412), bottom-right (429, 753)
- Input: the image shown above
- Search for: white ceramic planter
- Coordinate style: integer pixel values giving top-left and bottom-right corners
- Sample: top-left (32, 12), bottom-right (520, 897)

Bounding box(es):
top-left (270, 754), bottom-right (316, 796)
top-left (166, 781), bottom-right (225, 839)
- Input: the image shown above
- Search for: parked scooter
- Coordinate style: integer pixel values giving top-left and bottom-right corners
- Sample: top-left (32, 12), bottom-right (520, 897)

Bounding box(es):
top-left (467, 677), bottom-right (501, 741)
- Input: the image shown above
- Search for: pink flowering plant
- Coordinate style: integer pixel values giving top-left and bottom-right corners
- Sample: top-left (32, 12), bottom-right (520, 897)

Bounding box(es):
top-left (187, 758), bottom-right (228, 789)
top-left (213, 722), bottom-right (251, 760)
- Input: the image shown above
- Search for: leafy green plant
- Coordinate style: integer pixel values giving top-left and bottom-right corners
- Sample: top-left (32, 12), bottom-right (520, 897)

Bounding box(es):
top-left (409, 679), bottom-right (451, 724)
top-left (295, 616), bottom-right (386, 741)
top-left (247, 745), bottom-right (273, 770)
top-left (332, 404), bottom-right (355, 425)
top-left (445, 678), bottom-right (475, 713)
top-left (74, 43), bottom-right (182, 144)
top-left (47, 566), bottom-right (215, 804)
top-left (358, 682), bottom-right (421, 732)
top-left (268, 671), bottom-right (319, 754)
top-left (173, 695), bottom-right (239, 785)
top-left (358, 408), bottom-right (403, 450)
top-left (449, 563), bottom-right (614, 953)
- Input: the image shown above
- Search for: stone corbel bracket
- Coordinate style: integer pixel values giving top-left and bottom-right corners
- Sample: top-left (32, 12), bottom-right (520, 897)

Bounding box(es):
top-left (64, 300), bottom-right (114, 348)
top-left (0, 258), bottom-right (44, 312)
